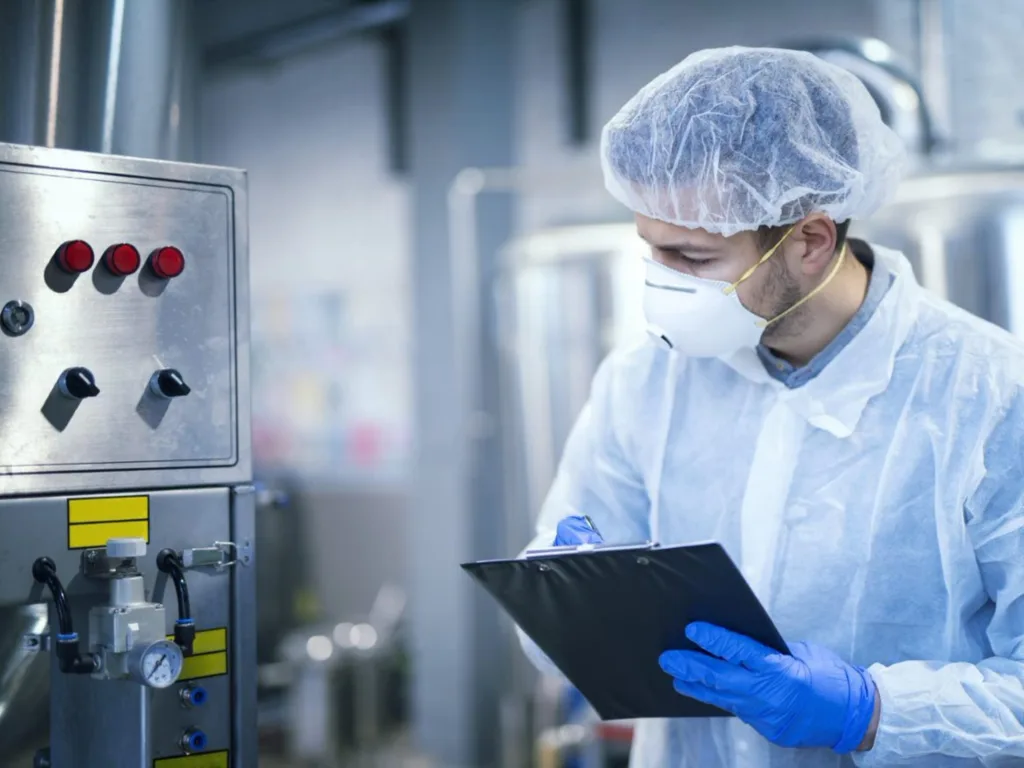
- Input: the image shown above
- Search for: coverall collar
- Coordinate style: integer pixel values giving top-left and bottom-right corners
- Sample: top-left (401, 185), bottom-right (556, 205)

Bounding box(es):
top-left (721, 244), bottom-right (920, 438)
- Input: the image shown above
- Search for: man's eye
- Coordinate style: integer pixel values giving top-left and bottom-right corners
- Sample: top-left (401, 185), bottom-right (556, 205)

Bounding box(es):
top-left (659, 248), bottom-right (709, 267)
top-left (678, 254), bottom-right (708, 266)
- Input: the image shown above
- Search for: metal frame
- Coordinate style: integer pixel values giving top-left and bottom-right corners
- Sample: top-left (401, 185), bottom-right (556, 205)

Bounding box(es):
top-left (230, 484), bottom-right (258, 768)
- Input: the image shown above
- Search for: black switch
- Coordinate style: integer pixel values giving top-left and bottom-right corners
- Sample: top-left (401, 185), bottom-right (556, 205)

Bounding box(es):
top-left (58, 368), bottom-right (100, 399)
top-left (150, 369), bottom-right (191, 398)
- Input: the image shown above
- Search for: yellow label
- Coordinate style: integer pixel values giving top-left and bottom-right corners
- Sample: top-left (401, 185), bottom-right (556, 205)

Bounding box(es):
top-left (165, 628), bottom-right (228, 680)
top-left (68, 495), bottom-right (149, 523)
top-left (180, 651), bottom-right (228, 680)
top-left (165, 630), bottom-right (228, 679)
top-left (192, 627), bottom-right (227, 655)
top-left (153, 750), bottom-right (229, 768)
top-left (67, 496), bottom-right (149, 549)
top-left (166, 628), bottom-right (227, 655)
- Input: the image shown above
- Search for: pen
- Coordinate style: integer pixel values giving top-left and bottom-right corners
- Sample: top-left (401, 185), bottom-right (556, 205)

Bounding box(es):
top-left (581, 515), bottom-right (602, 538)
top-left (523, 515), bottom-right (605, 558)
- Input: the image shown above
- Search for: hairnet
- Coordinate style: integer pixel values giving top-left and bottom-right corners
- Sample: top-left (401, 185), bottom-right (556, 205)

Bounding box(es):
top-left (600, 47), bottom-right (907, 236)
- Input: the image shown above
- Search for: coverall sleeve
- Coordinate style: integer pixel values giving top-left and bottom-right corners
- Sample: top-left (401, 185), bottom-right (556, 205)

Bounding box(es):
top-left (854, 407), bottom-right (1024, 766)
top-left (517, 354), bottom-right (652, 677)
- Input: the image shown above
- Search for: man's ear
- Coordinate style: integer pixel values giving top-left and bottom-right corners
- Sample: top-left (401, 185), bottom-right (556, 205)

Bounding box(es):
top-left (790, 214), bottom-right (838, 277)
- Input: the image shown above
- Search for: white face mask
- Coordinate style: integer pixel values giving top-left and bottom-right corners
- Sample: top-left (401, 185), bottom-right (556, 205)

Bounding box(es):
top-left (642, 228), bottom-right (847, 358)
top-left (643, 258), bottom-right (764, 357)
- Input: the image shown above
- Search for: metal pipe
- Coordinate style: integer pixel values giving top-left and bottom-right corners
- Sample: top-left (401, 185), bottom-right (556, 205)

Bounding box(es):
top-left (917, 0), bottom-right (952, 144)
top-left (100, 0), bottom-right (125, 154)
top-left (44, 0), bottom-right (66, 148)
top-left (1, 0), bottom-right (195, 159)
top-left (786, 37), bottom-right (938, 156)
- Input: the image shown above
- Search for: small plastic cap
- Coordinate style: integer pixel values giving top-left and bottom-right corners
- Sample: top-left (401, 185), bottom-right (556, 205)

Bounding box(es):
top-left (106, 538), bottom-right (147, 558)
top-left (185, 729), bottom-right (207, 751)
top-left (186, 686), bottom-right (208, 706)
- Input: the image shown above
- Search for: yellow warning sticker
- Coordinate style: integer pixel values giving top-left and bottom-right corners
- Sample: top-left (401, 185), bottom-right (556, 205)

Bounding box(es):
top-left (181, 652), bottom-right (228, 680)
top-left (167, 627), bottom-right (229, 681)
top-left (67, 495), bottom-right (149, 549)
top-left (191, 627), bottom-right (227, 655)
top-left (153, 750), bottom-right (229, 768)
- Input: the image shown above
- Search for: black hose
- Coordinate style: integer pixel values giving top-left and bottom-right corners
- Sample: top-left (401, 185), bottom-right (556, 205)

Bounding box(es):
top-left (157, 549), bottom-right (195, 656)
top-left (31, 557), bottom-right (72, 635)
top-left (157, 549), bottom-right (191, 618)
top-left (31, 557), bottom-right (99, 674)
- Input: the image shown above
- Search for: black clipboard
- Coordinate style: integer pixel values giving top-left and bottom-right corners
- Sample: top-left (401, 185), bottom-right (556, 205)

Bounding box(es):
top-left (462, 541), bottom-right (789, 721)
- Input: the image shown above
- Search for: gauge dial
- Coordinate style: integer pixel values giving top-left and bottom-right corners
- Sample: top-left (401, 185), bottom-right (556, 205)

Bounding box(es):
top-left (133, 640), bottom-right (184, 688)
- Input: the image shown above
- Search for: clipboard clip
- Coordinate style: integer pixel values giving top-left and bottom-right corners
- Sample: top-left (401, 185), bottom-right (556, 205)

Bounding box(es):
top-left (524, 541), bottom-right (657, 559)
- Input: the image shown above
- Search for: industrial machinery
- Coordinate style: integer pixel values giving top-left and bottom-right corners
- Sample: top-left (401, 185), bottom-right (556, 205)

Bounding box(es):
top-left (0, 142), bottom-right (255, 767)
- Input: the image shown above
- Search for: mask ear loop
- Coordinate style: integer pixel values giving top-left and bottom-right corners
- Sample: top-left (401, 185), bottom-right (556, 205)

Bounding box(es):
top-left (722, 225), bottom-right (797, 297)
top-left (757, 243), bottom-right (848, 329)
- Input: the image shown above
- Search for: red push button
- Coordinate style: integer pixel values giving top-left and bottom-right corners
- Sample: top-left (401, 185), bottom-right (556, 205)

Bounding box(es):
top-left (56, 240), bottom-right (95, 273)
top-left (104, 244), bottom-right (141, 276)
top-left (150, 246), bottom-right (185, 279)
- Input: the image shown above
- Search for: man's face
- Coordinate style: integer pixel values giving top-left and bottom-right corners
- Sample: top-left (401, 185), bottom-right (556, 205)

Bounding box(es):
top-left (635, 213), bottom-right (807, 342)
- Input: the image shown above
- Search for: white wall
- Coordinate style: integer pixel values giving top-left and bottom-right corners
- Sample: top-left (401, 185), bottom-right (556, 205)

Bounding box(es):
top-left (199, 39), bottom-right (412, 621)
top-left (200, 39), bottom-right (412, 488)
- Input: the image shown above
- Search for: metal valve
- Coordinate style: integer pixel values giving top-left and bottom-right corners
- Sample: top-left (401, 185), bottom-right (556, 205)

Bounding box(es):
top-left (106, 538), bottom-right (147, 559)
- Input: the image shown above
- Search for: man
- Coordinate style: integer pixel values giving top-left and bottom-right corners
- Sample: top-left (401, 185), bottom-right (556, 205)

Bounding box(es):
top-left (518, 47), bottom-right (1024, 767)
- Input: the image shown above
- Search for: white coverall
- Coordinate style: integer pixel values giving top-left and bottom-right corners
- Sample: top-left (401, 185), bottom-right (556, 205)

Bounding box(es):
top-left (519, 245), bottom-right (1024, 767)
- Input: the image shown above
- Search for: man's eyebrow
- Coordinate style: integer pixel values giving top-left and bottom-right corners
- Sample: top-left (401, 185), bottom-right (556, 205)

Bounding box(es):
top-left (636, 231), bottom-right (720, 253)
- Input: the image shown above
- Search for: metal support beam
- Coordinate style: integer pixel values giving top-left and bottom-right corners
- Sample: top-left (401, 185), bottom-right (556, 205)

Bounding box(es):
top-left (381, 21), bottom-right (409, 175)
top-left (563, 0), bottom-right (591, 146)
top-left (407, 1), bottom-right (516, 765)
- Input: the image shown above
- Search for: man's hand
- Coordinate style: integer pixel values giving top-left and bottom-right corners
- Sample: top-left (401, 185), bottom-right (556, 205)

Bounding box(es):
top-left (553, 515), bottom-right (604, 546)
top-left (659, 623), bottom-right (877, 753)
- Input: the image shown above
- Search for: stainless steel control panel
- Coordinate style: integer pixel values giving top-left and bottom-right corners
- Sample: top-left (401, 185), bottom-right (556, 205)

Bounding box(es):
top-left (0, 145), bottom-right (250, 493)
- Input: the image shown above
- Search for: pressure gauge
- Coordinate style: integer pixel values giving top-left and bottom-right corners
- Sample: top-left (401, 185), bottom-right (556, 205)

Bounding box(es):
top-left (128, 639), bottom-right (184, 689)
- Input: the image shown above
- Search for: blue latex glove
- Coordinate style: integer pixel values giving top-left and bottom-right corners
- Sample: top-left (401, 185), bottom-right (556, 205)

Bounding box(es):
top-left (659, 623), bottom-right (876, 753)
top-left (553, 515), bottom-right (604, 546)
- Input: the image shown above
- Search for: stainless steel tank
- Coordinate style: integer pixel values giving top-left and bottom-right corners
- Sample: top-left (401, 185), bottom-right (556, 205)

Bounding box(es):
top-left (853, 165), bottom-right (1024, 333)
top-left (497, 166), bottom-right (1024, 532)
top-left (496, 225), bottom-right (646, 530)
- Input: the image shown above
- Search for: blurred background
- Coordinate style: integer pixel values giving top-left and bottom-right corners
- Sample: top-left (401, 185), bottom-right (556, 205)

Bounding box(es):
top-left (3, 0), bottom-right (1024, 766)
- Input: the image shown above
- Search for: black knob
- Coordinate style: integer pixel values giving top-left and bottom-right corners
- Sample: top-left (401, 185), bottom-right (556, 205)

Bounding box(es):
top-left (150, 369), bottom-right (191, 398)
top-left (58, 368), bottom-right (100, 399)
